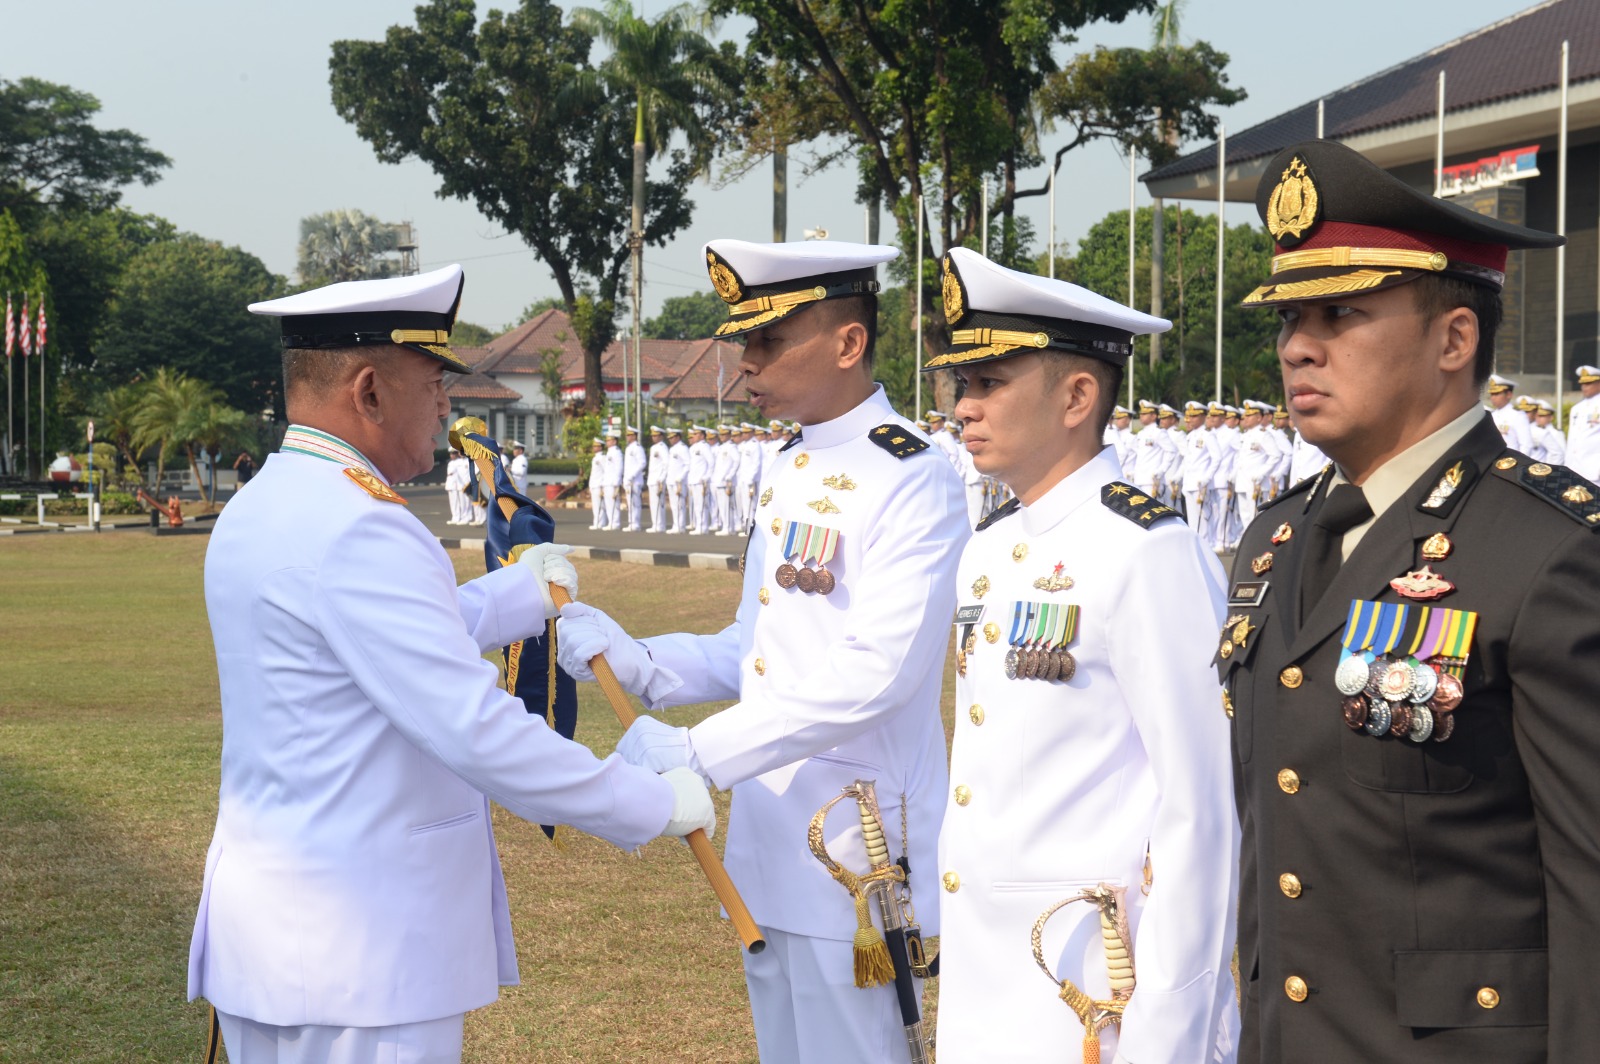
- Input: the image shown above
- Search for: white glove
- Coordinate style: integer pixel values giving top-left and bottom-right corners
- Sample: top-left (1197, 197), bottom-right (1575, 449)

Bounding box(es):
top-left (556, 602), bottom-right (683, 704)
top-left (659, 766), bottom-right (716, 839)
top-left (617, 714), bottom-right (698, 775)
top-left (516, 542), bottom-right (578, 618)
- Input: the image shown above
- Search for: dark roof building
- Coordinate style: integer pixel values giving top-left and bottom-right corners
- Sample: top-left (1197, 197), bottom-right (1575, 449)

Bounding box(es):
top-left (1145, 0), bottom-right (1600, 390)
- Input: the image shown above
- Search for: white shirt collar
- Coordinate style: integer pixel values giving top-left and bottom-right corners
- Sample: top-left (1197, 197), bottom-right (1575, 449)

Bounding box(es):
top-left (1019, 446), bottom-right (1123, 539)
top-left (798, 384), bottom-right (896, 450)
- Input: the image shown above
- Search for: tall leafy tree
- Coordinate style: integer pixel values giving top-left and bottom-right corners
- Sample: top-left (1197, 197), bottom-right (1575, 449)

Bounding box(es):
top-left (642, 290), bottom-right (725, 340)
top-left (296, 209), bottom-right (402, 287)
top-left (0, 77), bottom-right (169, 217)
top-left (96, 235), bottom-right (286, 415)
top-left (329, 0), bottom-right (730, 410)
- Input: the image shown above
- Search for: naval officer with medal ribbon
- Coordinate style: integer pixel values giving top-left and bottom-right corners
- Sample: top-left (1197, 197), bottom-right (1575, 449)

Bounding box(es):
top-left (929, 247), bottom-right (1239, 1063)
top-left (187, 266), bottom-right (714, 1063)
top-left (1225, 139), bottom-right (1600, 1064)
top-left (555, 239), bottom-right (967, 1064)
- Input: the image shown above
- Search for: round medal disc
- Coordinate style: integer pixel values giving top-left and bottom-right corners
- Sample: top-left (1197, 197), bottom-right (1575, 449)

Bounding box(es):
top-left (1334, 655), bottom-right (1371, 696)
top-left (1026, 649), bottom-right (1044, 680)
top-left (1004, 648), bottom-right (1020, 680)
top-left (1408, 661), bottom-right (1438, 704)
top-left (1364, 699), bottom-right (1393, 736)
top-left (813, 567), bottom-right (835, 595)
top-left (1431, 672), bottom-right (1464, 713)
top-left (1379, 661), bottom-right (1414, 703)
top-left (1039, 650), bottom-right (1060, 683)
top-left (1341, 694), bottom-right (1370, 730)
top-left (1364, 657), bottom-right (1390, 700)
top-left (1431, 711), bottom-right (1457, 742)
top-left (795, 566), bottom-right (818, 593)
top-left (775, 563), bottom-right (798, 589)
top-left (1388, 702), bottom-right (1413, 737)
top-left (1408, 704), bottom-right (1435, 743)
top-left (1057, 650), bottom-right (1077, 683)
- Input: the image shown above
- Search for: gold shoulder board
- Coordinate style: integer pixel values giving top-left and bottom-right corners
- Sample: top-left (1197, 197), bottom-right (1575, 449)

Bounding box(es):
top-left (344, 467), bottom-right (408, 505)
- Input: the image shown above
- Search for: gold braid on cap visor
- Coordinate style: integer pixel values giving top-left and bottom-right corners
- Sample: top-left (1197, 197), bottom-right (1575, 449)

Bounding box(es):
top-left (925, 328), bottom-right (1131, 368)
top-left (1243, 246), bottom-right (1505, 305)
top-left (714, 286), bottom-right (829, 336)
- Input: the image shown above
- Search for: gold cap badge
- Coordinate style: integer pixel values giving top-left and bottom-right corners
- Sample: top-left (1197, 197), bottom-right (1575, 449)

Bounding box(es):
top-left (941, 253), bottom-right (966, 325)
top-left (1266, 156), bottom-right (1321, 247)
top-left (707, 250), bottom-right (744, 304)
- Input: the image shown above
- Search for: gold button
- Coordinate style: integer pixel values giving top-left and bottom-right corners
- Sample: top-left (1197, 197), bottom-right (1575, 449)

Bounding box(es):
top-left (1280, 666), bottom-right (1304, 689)
top-left (771, 519), bottom-right (781, 536)
top-left (794, 453), bottom-right (809, 469)
top-left (1279, 872), bottom-right (1303, 898)
top-left (1278, 768), bottom-right (1301, 794)
top-left (754, 658), bottom-right (766, 676)
top-left (954, 785), bottom-right (971, 806)
top-left (1477, 987), bottom-right (1500, 1009)
top-left (759, 587), bottom-right (770, 605)
top-left (969, 704), bottom-right (985, 726)
top-left (1285, 975), bottom-right (1308, 1002)
top-left (983, 622), bottom-right (1000, 644)
top-left (1012, 543), bottom-right (1028, 562)
top-left (1495, 457), bottom-right (1518, 470)
top-left (942, 872), bottom-right (961, 893)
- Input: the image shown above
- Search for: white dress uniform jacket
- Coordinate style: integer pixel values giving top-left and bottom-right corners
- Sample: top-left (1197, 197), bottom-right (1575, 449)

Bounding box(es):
top-left (188, 445), bottom-right (671, 1027)
top-left (639, 387), bottom-right (967, 940)
top-left (509, 453), bottom-right (529, 495)
top-left (1490, 403), bottom-right (1533, 453)
top-left (1567, 394), bottom-right (1600, 480)
top-left (1132, 425), bottom-right (1177, 500)
top-left (937, 447), bottom-right (1238, 1064)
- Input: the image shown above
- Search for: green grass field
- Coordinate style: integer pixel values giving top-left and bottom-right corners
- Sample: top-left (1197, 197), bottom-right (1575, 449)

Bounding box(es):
top-left (0, 533), bottom-right (954, 1061)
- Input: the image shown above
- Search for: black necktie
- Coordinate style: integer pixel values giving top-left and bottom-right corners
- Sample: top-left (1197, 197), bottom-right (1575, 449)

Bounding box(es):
top-left (1299, 483), bottom-right (1373, 623)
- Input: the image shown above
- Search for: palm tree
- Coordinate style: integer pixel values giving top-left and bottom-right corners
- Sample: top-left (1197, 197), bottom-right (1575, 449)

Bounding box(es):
top-left (184, 400), bottom-right (255, 508)
top-left (95, 382), bottom-right (150, 485)
top-left (131, 368), bottom-right (218, 495)
top-left (297, 209), bottom-right (401, 288)
top-left (567, 0), bottom-right (734, 421)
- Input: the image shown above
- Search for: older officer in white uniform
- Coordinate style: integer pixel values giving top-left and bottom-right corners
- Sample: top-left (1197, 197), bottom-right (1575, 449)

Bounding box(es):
top-left (191, 266), bottom-right (713, 1064)
top-left (1486, 373), bottom-right (1533, 452)
top-left (557, 239), bottom-right (967, 1064)
top-left (929, 247), bottom-right (1238, 1064)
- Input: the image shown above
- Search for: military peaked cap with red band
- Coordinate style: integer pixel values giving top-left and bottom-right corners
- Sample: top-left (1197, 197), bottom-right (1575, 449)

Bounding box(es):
top-left (1242, 140), bottom-right (1563, 309)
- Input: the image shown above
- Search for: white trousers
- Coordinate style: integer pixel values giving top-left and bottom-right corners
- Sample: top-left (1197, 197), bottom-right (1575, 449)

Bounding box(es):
top-left (627, 479), bottom-right (644, 530)
top-left (445, 488), bottom-right (466, 524)
top-left (668, 481), bottom-right (686, 533)
top-left (648, 480), bottom-right (667, 531)
top-left (216, 1010), bottom-right (464, 1064)
top-left (602, 483), bottom-right (621, 529)
top-left (690, 481), bottom-right (711, 532)
top-left (736, 478), bottom-right (757, 528)
top-left (714, 481), bottom-right (733, 533)
top-left (744, 926), bottom-right (915, 1064)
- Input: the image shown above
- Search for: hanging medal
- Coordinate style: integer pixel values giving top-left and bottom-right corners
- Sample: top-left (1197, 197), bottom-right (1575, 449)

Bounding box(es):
top-left (1005, 601), bottom-right (1080, 682)
top-left (776, 520), bottom-right (841, 595)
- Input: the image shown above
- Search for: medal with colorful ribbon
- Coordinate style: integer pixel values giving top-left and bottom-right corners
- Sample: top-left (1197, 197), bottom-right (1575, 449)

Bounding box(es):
top-left (1332, 599), bottom-right (1476, 744)
top-left (775, 520), bottom-right (841, 595)
top-left (1004, 601), bottom-right (1080, 682)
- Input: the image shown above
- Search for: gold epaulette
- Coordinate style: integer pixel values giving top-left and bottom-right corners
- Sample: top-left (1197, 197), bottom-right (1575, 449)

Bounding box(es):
top-left (344, 467), bottom-right (407, 505)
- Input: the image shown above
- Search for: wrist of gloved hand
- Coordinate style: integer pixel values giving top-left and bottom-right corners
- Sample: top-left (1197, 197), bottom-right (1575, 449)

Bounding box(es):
top-left (617, 715), bottom-right (698, 775)
top-left (515, 543), bottom-right (578, 618)
top-left (659, 766), bottom-right (716, 839)
top-left (556, 603), bottom-right (683, 704)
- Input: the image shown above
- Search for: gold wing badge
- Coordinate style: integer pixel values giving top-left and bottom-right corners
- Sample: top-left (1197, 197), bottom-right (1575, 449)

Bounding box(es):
top-left (1033, 886), bottom-right (1136, 1064)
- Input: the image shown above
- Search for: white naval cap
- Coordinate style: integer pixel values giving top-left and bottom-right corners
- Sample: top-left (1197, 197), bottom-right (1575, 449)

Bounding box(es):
top-left (249, 264), bottom-right (469, 373)
top-left (1185, 400), bottom-right (1208, 415)
top-left (703, 239), bottom-right (897, 339)
top-left (1113, 405), bottom-right (1132, 418)
top-left (604, 430), bottom-right (620, 440)
top-left (1487, 373), bottom-right (1516, 394)
top-left (926, 247), bottom-right (1169, 371)
top-left (591, 436), bottom-right (604, 445)
top-left (1578, 365), bottom-right (1600, 384)
top-left (914, 419), bottom-right (930, 429)
top-left (925, 410), bottom-right (948, 421)
top-left (1513, 394), bottom-right (1535, 411)
top-left (1536, 399), bottom-right (1556, 414)
top-left (625, 424), bottom-right (639, 433)
top-left (1159, 404), bottom-right (1180, 417)
top-left (1246, 399), bottom-right (1275, 414)
top-left (649, 424), bottom-right (663, 433)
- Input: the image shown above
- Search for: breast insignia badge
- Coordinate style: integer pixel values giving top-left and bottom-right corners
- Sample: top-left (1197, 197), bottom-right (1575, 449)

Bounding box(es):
top-left (1032, 563), bottom-right (1074, 593)
top-left (1271, 523), bottom-right (1293, 545)
top-left (1389, 565), bottom-right (1455, 601)
top-left (821, 474), bottom-right (857, 491)
top-left (1251, 552), bottom-right (1274, 575)
top-left (1421, 533), bottom-right (1452, 561)
top-left (972, 575), bottom-right (990, 600)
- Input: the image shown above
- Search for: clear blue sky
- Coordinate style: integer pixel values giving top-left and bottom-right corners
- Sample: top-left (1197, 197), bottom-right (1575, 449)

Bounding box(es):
top-left (11, 0), bottom-right (1537, 332)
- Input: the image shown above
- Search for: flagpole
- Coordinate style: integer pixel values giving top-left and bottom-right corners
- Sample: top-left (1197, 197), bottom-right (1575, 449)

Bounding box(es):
top-left (38, 300), bottom-right (45, 468)
top-left (1048, 167), bottom-right (1057, 279)
top-left (1556, 40), bottom-right (1569, 426)
top-left (1216, 124), bottom-right (1226, 404)
top-left (914, 195), bottom-right (924, 419)
top-left (1434, 71), bottom-right (1446, 196)
top-left (1127, 143), bottom-right (1137, 411)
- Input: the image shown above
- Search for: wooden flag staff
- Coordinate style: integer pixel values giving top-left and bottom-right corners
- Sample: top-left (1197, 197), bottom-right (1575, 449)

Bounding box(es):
top-left (451, 420), bottom-right (765, 954)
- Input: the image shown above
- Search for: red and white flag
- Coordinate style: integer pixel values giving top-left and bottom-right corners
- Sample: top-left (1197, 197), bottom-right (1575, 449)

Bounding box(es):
top-left (18, 295), bottom-right (31, 357)
top-left (35, 297), bottom-right (46, 354)
top-left (3, 295), bottom-right (12, 359)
